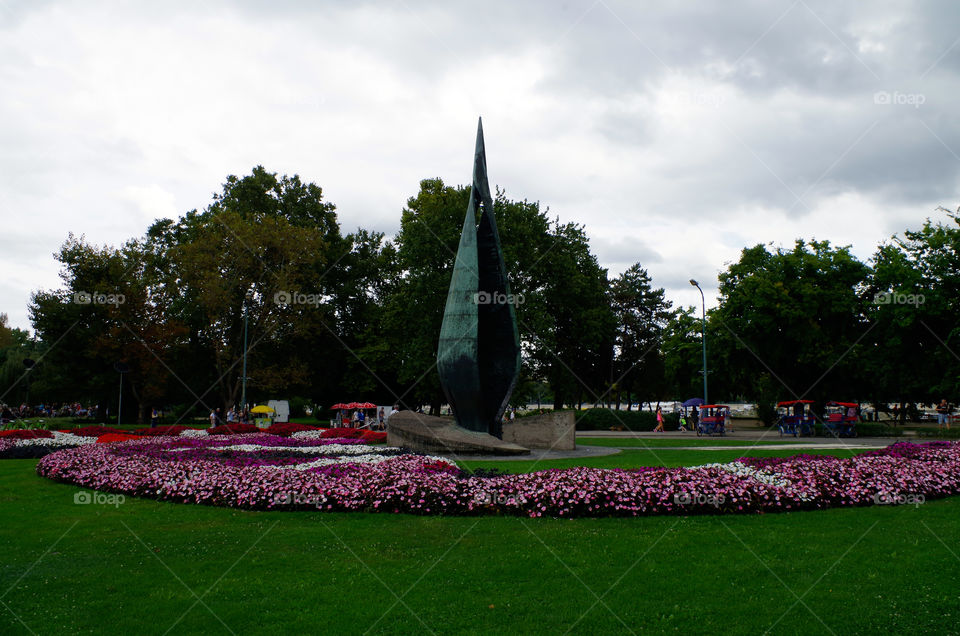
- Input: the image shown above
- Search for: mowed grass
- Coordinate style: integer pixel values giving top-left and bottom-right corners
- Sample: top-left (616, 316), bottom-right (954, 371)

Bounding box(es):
top-left (2, 449), bottom-right (958, 635)
top-left (576, 437), bottom-right (802, 448)
top-left (458, 448), bottom-right (864, 473)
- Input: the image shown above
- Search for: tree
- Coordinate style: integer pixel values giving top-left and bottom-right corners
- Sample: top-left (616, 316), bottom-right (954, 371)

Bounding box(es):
top-left (386, 178), bottom-right (614, 413)
top-left (709, 240), bottom-right (870, 421)
top-left (143, 167), bottom-right (344, 412)
top-left (29, 236), bottom-right (187, 423)
top-left (662, 307), bottom-right (705, 402)
top-left (864, 209), bottom-right (960, 408)
top-left (608, 264), bottom-right (672, 409)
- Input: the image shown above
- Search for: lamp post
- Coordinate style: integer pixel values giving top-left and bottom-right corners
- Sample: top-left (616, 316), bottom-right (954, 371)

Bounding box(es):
top-left (689, 279), bottom-right (708, 405)
top-left (240, 288), bottom-right (254, 413)
top-left (113, 362), bottom-right (130, 426)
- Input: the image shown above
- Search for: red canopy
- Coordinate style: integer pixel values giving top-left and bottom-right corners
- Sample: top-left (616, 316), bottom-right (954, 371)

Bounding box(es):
top-left (357, 402), bottom-right (376, 409)
top-left (777, 400), bottom-right (814, 407)
top-left (345, 402), bottom-right (360, 409)
top-left (827, 401), bottom-right (858, 408)
top-left (700, 404), bottom-right (729, 409)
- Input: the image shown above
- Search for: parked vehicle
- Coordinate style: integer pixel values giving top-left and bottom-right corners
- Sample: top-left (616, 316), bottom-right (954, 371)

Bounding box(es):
top-left (823, 401), bottom-right (858, 438)
top-left (776, 400), bottom-right (816, 437)
top-left (696, 405), bottom-right (729, 437)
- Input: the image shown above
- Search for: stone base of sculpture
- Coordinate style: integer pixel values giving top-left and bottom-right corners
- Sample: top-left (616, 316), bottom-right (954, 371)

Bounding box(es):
top-left (501, 411), bottom-right (576, 451)
top-left (387, 411), bottom-right (530, 456)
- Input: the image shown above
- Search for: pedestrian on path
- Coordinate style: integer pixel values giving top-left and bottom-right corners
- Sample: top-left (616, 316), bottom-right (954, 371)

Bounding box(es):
top-left (937, 398), bottom-right (952, 431)
top-left (653, 406), bottom-right (664, 432)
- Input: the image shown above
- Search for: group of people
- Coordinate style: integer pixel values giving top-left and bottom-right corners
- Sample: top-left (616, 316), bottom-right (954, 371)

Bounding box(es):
top-left (653, 405), bottom-right (711, 432)
top-left (1, 402), bottom-right (98, 421)
top-left (337, 406), bottom-right (387, 430)
top-left (207, 406), bottom-right (254, 428)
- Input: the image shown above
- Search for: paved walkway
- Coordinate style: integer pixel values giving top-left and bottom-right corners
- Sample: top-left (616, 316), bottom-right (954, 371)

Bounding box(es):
top-left (578, 429), bottom-right (902, 447)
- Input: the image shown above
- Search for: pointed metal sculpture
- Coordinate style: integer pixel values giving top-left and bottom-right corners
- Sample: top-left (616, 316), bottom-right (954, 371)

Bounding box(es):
top-left (437, 119), bottom-right (521, 439)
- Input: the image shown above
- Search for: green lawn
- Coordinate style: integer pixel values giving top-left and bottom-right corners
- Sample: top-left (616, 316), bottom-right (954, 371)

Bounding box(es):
top-left (2, 450), bottom-right (958, 634)
top-left (576, 437), bottom-right (800, 448)
top-left (458, 448), bottom-right (863, 473)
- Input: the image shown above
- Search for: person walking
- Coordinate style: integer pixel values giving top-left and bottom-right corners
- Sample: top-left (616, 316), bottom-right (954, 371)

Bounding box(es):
top-left (378, 407), bottom-right (385, 431)
top-left (653, 405), bottom-right (665, 432)
top-left (937, 398), bottom-right (952, 431)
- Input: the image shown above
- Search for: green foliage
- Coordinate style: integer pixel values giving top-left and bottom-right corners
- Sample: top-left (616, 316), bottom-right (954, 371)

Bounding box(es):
top-left (573, 407), bottom-right (679, 431)
top-left (709, 240), bottom-right (870, 406)
top-left (609, 264), bottom-right (673, 407)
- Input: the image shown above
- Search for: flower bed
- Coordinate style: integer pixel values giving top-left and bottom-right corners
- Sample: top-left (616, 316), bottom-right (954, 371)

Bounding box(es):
top-left (263, 422), bottom-right (319, 437)
top-left (207, 423), bottom-right (261, 436)
top-left (34, 439), bottom-right (960, 517)
top-left (137, 425), bottom-right (192, 437)
top-left (62, 426), bottom-right (122, 438)
top-left (0, 429), bottom-right (55, 440)
top-left (2, 431), bottom-right (96, 459)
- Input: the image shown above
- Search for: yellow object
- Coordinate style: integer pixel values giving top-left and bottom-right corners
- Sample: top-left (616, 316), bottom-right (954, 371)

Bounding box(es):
top-left (251, 405), bottom-right (275, 414)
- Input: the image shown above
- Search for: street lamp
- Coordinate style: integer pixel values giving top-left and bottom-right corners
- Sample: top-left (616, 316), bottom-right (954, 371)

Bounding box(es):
top-left (113, 362), bottom-right (130, 426)
top-left (22, 359), bottom-right (35, 408)
top-left (689, 279), bottom-right (708, 405)
top-left (240, 288), bottom-right (254, 412)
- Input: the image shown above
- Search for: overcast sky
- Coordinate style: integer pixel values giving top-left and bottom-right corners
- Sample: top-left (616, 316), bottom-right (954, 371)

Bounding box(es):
top-left (2, 0), bottom-right (959, 330)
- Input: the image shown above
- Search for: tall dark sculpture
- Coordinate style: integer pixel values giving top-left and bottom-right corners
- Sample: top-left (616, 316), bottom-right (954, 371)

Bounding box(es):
top-left (437, 119), bottom-right (521, 439)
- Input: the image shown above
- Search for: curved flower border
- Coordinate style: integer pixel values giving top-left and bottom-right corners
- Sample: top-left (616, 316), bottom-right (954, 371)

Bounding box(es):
top-left (34, 436), bottom-right (960, 517)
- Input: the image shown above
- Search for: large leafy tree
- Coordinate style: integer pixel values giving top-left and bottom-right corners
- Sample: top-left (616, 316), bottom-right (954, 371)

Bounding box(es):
top-left (29, 236), bottom-right (187, 423)
top-left (865, 209), bottom-right (960, 408)
top-left (143, 166), bottom-right (344, 412)
top-left (709, 240), bottom-right (870, 421)
top-left (662, 307), bottom-right (705, 403)
top-left (608, 264), bottom-right (673, 409)
top-left (386, 178), bottom-right (614, 413)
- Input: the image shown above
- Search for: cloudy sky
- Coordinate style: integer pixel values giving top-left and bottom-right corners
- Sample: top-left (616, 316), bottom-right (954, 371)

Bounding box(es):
top-left (2, 0), bottom-right (959, 330)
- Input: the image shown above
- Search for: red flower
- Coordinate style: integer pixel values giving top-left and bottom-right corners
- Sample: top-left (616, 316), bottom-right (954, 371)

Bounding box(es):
top-left (0, 429), bottom-right (54, 440)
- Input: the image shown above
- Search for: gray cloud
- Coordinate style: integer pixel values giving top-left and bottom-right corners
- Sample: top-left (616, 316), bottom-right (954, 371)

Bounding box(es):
top-left (2, 0), bottom-right (960, 331)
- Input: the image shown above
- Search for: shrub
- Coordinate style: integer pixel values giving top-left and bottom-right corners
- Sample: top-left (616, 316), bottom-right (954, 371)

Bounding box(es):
top-left (287, 396), bottom-right (311, 419)
top-left (574, 408), bottom-right (679, 431)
